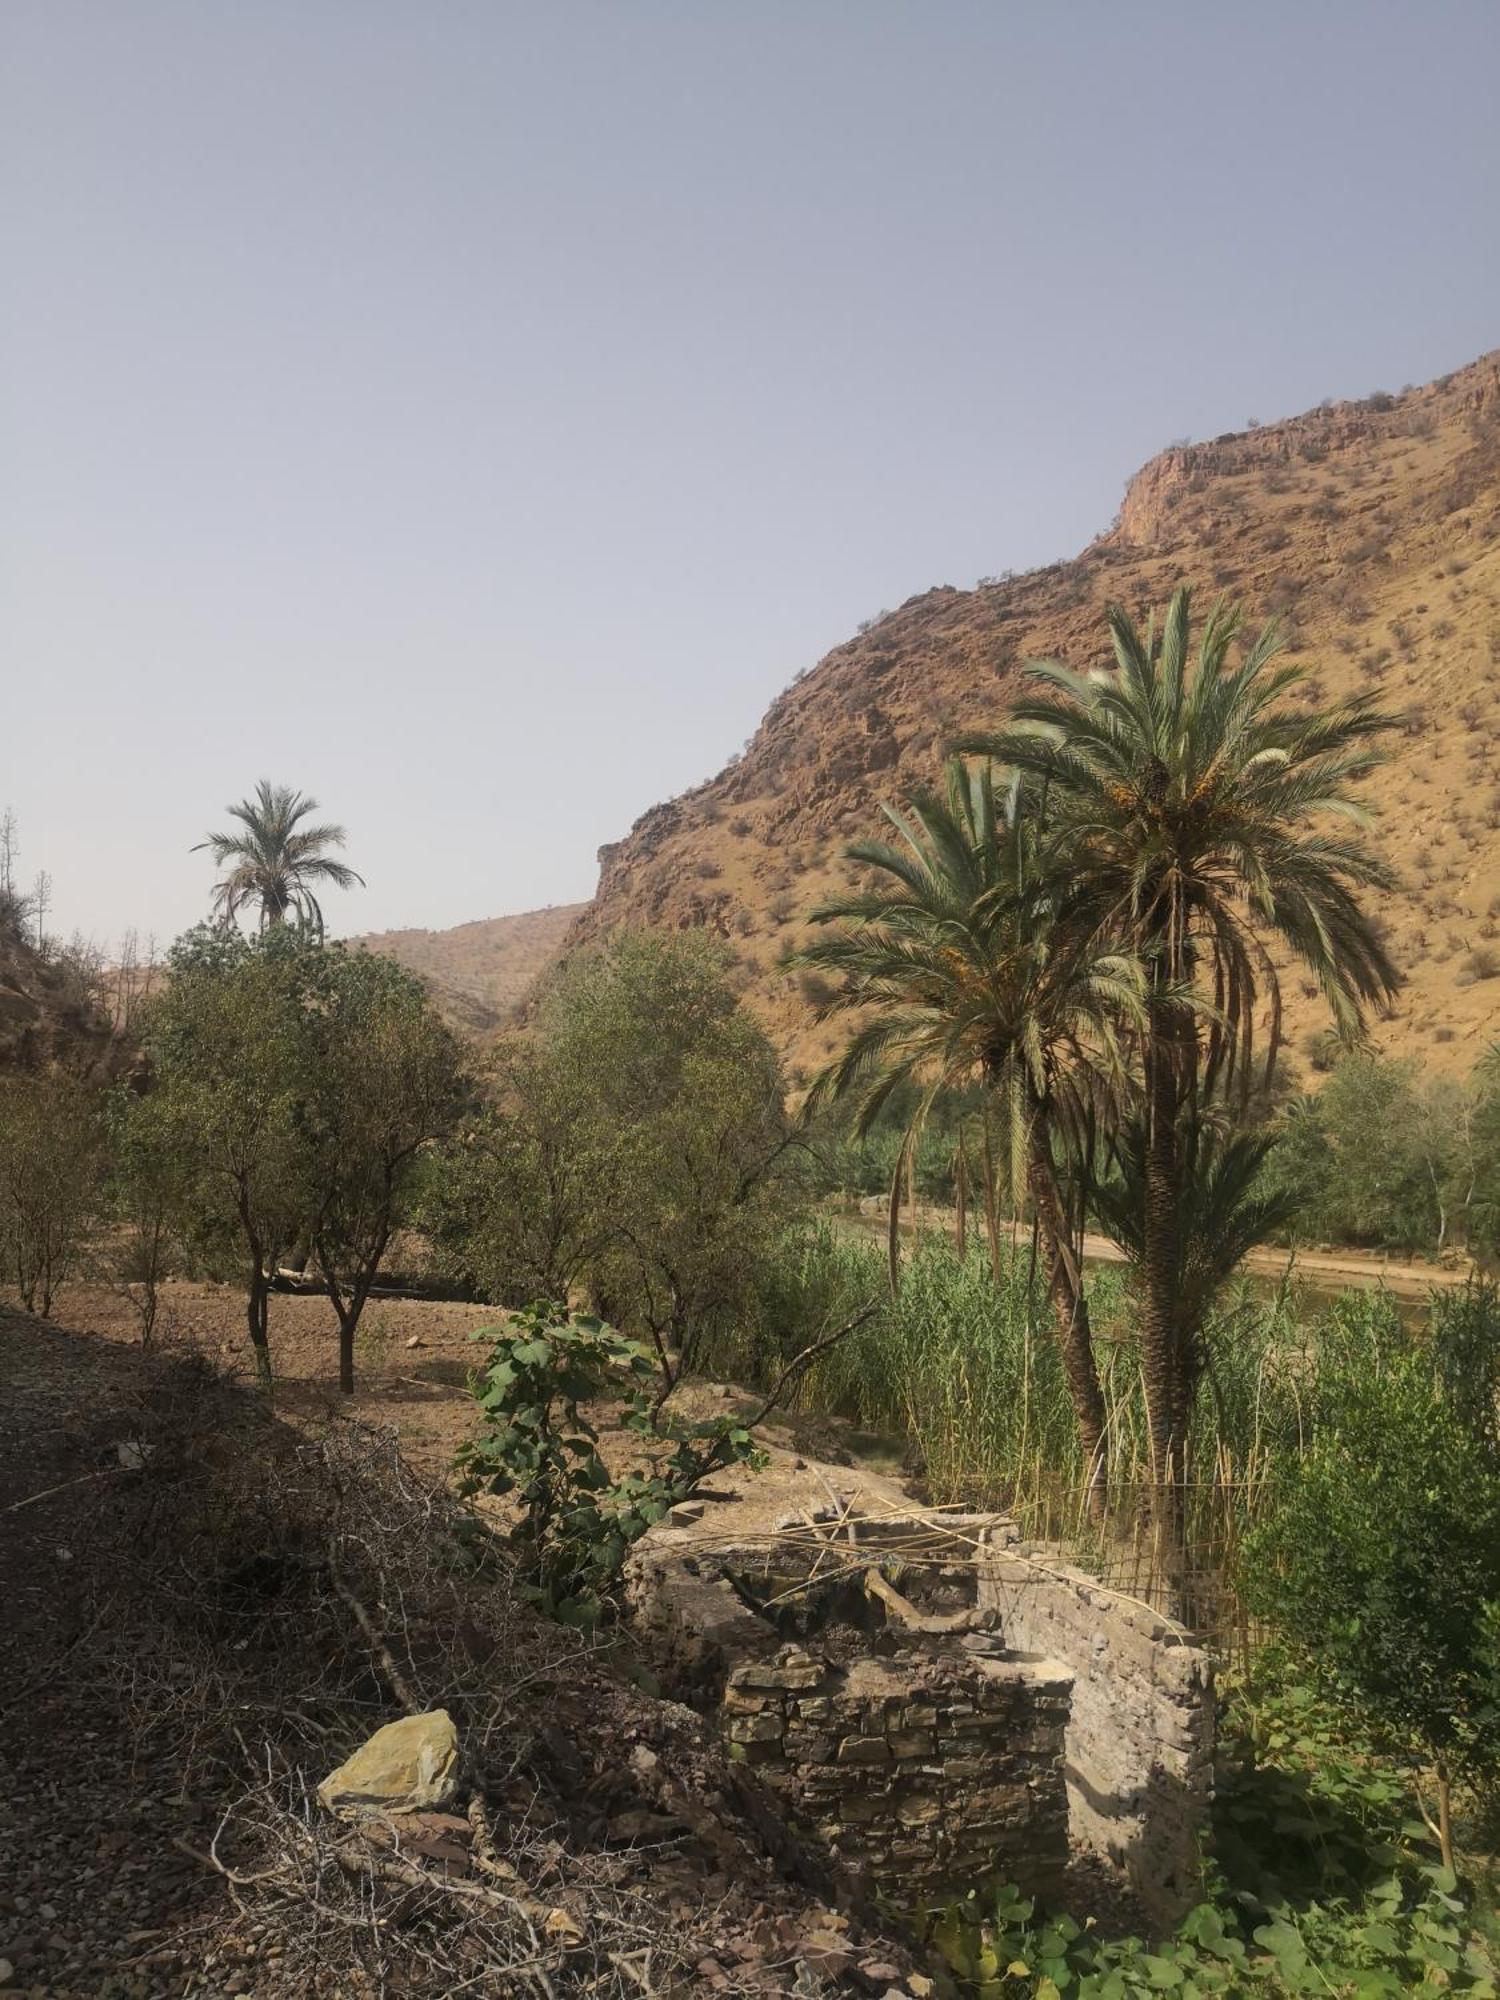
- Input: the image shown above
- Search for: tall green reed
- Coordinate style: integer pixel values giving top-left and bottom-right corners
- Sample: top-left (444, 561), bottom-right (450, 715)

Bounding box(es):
top-left (737, 1223), bottom-right (1475, 1625)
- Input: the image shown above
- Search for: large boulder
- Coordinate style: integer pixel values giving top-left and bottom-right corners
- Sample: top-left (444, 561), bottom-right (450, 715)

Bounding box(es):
top-left (317, 1710), bottom-right (460, 1814)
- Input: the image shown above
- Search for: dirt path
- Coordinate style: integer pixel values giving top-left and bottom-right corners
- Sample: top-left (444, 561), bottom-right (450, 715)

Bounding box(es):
top-left (845, 1205), bottom-right (1479, 1303)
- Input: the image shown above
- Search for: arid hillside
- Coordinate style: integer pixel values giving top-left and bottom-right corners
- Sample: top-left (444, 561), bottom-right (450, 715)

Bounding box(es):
top-left (348, 903), bottom-right (585, 1034)
top-left (570, 350), bottom-right (1500, 1083)
top-left (0, 907), bottom-right (122, 1078)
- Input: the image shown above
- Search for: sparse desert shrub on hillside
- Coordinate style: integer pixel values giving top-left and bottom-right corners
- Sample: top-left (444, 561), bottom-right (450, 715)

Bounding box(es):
top-left (0, 1072), bottom-right (106, 1314)
top-left (796, 967), bottom-right (838, 1010)
top-left (693, 857), bottom-right (721, 879)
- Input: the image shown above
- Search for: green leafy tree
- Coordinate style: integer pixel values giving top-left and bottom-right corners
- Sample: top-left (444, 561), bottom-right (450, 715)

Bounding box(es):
top-left (1468, 1046), bottom-right (1500, 1261)
top-left (142, 926), bottom-right (318, 1386)
top-left (1259, 1054), bottom-right (1485, 1256)
top-left (301, 950), bottom-right (467, 1392)
top-left (1243, 1351), bottom-right (1500, 1872)
top-left (0, 1073), bottom-right (105, 1315)
top-left (194, 780), bottom-right (363, 937)
top-left (104, 1084), bottom-right (190, 1342)
top-left (423, 934), bottom-right (800, 1402)
top-left (961, 589), bottom-right (1397, 1552)
top-left (420, 1037), bottom-right (608, 1307)
top-left (799, 759), bottom-right (1141, 1503)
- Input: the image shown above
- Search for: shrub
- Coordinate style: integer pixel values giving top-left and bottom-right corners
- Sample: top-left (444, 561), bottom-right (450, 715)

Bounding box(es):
top-left (456, 1305), bottom-right (766, 1626)
top-left (0, 1073), bottom-right (105, 1314)
top-left (1242, 1349), bottom-right (1500, 1868)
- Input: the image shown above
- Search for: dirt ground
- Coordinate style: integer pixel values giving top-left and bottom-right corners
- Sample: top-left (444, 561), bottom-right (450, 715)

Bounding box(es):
top-left (29, 1276), bottom-right (914, 1516)
top-left (0, 1284), bottom-right (927, 1998)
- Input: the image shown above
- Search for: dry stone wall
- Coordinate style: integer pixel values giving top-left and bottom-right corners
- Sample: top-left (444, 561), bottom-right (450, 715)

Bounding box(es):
top-left (723, 1642), bottom-right (1071, 1903)
top-left (627, 1507), bottom-right (1214, 1928)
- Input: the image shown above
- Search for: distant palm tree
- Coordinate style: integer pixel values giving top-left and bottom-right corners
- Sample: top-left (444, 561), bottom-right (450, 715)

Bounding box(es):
top-left (959, 588), bottom-right (1397, 1538)
top-left (799, 759), bottom-right (1143, 1504)
top-left (195, 781), bottom-right (364, 938)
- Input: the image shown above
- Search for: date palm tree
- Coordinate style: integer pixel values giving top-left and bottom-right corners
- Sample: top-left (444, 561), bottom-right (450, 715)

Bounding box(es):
top-left (195, 781), bottom-right (364, 938)
top-left (799, 758), bottom-right (1143, 1505)
top-left (1090, 1099), bottom-right (1301, 1424)
top-left (958, 588), bottom-right (1397, 1552)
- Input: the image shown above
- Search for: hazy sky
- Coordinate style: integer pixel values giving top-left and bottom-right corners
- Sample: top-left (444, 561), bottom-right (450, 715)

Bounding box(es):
top-left (5, 2), bottom-right (1498, 950)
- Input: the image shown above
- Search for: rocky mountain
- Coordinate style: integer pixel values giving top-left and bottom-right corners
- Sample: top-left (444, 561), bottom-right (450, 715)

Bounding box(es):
top-left (348, 904), bottom-right (584, 1035)
top-left (569, 350), bottom-right (1500, 1083)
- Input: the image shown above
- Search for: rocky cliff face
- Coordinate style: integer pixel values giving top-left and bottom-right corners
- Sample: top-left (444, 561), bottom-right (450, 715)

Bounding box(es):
top-left (571, 350), bottom-right (1500, 1081)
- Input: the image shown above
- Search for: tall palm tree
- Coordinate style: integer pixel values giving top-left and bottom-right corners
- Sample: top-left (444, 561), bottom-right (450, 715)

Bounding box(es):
top-left (799, 758), bottom-right (1143, 1503)
top-left (195, 781), bottom-right (364, 938)
top-left (1090, 1099), bottom-right (1302, 1423)
top-left (958, 588), bottom-right (1397, 1537)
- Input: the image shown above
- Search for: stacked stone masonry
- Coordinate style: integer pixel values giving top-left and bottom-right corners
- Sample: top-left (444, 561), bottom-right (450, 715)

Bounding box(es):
top-left (627, 1507), bottom-right (1214, 1926)
top-left (725, 1644), bottom-right (1072, 1901)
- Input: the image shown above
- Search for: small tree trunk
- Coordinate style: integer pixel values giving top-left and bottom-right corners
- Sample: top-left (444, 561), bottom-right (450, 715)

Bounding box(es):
top-left (1437, 1762), bottom-right (1455, 1876)
top-left (246, 1270), bottom-right (274, 1391)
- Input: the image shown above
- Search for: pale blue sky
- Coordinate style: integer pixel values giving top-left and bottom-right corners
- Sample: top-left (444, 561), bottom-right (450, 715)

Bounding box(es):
top-left (4, 1), bottom-right (1498, 948)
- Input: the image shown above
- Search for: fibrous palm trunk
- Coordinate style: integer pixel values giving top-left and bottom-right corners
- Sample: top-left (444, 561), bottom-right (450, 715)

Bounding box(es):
top-left (1028, 1120), bottom-right (1108, 1519)
top-left (1141, 991), bottom-right (1189, 1602)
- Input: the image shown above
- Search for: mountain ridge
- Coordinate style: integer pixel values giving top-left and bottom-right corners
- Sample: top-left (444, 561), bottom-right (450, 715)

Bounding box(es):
top-left (564, 348), bottom-right (1500, 1081)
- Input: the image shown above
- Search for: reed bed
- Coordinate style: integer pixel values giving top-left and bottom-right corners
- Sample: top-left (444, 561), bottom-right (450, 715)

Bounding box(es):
top-left (735, 1221), bottom-right (1443, 1638)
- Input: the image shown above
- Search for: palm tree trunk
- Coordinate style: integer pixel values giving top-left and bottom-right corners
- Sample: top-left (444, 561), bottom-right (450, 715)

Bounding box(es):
top-left (1028, 1120), bottom-right (1108, 1518)
top-left (1142, 992), bottom-right (1188, 1595)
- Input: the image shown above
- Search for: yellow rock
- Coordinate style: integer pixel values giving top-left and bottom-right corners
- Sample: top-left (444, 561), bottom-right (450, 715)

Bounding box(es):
top-left (317, 1710), bottom-right (460, 1814)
